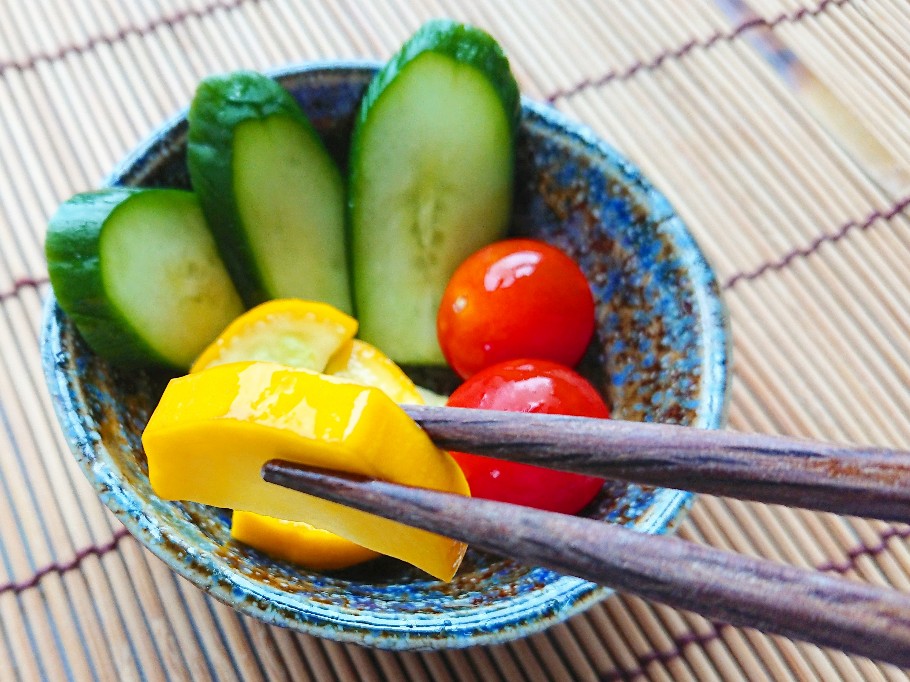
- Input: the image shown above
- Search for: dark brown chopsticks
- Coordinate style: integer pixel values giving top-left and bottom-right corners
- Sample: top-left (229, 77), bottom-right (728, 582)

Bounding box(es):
top-left (402, 404), bottom-right (910, 523)
top-left (262, 460), bottom-right (910, 668)
top-left (260, 405), bottom-right (910, 665)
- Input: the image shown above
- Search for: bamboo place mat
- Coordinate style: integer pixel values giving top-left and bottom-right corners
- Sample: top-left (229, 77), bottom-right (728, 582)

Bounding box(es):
top-left (1, 0), bottom-right (909, 679)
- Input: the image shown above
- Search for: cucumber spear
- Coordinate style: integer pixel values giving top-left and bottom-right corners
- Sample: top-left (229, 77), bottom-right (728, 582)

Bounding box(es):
top-left (349, 20), bottom-right (520, 364)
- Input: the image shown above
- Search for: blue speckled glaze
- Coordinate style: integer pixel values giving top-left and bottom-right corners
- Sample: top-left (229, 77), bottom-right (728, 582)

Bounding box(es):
top-left (41, 62), bottom-right (729, 650)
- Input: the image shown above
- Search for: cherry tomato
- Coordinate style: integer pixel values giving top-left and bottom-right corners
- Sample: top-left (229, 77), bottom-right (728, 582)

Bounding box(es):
top-left (437, 238), bottom-right (596, 379)
top-left (446, 359), bottom-right (609, 514)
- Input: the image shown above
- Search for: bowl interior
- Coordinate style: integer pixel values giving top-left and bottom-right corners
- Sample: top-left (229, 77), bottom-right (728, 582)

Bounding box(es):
top-left (42, 62), bottom-right (728, 649)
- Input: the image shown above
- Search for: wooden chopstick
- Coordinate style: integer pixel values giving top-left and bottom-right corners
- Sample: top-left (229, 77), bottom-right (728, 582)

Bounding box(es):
top-left (402, 404), bottom-right (910, 523)
top-left (261, 460), bottom-right (910, 668)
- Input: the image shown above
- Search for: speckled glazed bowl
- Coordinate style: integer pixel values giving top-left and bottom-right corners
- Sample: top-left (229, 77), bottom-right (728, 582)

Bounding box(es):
top-left (42, 62), bottom-right (729, 650)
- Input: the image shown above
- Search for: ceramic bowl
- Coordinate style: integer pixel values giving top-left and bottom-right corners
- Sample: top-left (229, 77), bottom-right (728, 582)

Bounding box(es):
top-left (41, 61), bottom-right (729, 650)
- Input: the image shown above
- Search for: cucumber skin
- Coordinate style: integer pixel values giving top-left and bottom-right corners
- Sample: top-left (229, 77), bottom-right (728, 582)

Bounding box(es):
top-left (352, 20), bottom-right (521, 141)
top-left (46, 188), bottom-right (173, 368)
top-left (187, 71), bottom-right (345, 307)
top-left (348, 19), bottom-right (521, 364)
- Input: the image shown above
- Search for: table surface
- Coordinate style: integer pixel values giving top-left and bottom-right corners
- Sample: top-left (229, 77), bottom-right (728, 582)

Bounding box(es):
top-left (2, 0), bottom-right (910, 680)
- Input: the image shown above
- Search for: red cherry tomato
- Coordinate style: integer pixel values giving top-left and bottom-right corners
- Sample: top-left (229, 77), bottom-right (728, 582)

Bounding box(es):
top-left (437, 238), bottom-right (596, 379)
top-left (446, 359), bottom-right (609, 514)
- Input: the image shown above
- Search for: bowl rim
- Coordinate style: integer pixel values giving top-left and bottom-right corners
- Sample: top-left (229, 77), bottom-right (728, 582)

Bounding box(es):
top-left (41, 60), bottom-right (730, 650)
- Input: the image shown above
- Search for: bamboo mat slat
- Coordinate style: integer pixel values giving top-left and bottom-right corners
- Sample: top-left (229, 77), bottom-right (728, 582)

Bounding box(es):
top-left (2, 0), bottom-right (910, 679)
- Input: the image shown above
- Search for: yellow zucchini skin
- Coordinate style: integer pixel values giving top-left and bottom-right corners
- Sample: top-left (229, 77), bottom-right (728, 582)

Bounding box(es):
top-left (143, 361), bottom-right (469, 581)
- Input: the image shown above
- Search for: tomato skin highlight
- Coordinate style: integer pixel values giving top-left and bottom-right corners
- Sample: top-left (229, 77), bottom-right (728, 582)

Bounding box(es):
top-left (446, 359), bottom-right (609, 514)
top-left (437, 238), bottom-right (596, 379)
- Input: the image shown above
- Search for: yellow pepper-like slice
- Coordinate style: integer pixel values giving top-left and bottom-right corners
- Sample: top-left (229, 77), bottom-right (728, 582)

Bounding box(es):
top-left (230, 514), bottom-right (378, 570)
top-left (188, 299), bottom-right (446, 572)
top-left (143, 361), bottom-right (469, 581)
top-left (190, 299), bottom-right (357, 373)
top-left (195, 301), bottom-right (391, 572)
top-left (325, 339), bottom-right (423, 404)
top-left (233, 338), bottom-right (427, 569)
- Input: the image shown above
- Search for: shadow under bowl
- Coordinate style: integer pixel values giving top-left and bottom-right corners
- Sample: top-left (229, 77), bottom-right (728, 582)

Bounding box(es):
top-left (41, 61), bottom-right (729, 650)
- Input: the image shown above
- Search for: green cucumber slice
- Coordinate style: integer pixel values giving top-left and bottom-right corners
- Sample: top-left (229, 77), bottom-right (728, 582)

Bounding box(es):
top-left (46, 188), bottom-right (244, 369)
top-left (349, 19), bottom-right (520, 364)
top-left (187, 71), bottom-right (352, 313)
